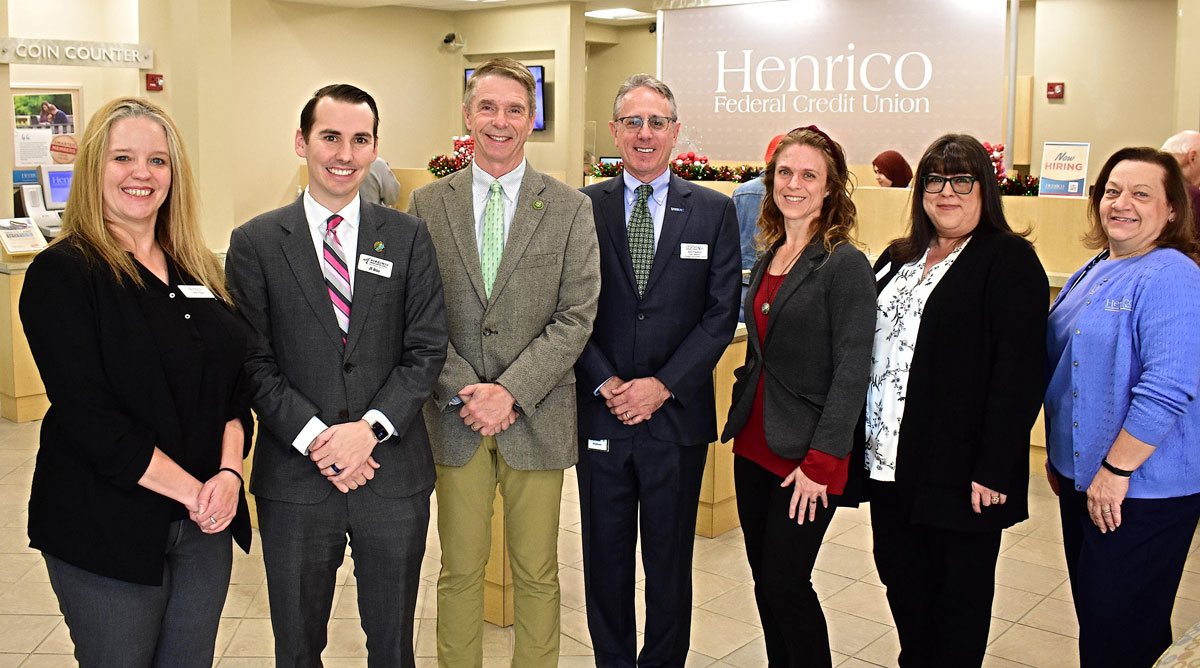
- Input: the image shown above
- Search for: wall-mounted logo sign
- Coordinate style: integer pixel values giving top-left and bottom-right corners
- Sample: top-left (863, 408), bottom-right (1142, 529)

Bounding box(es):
top-left (0, 38), bottom-right (153, 69)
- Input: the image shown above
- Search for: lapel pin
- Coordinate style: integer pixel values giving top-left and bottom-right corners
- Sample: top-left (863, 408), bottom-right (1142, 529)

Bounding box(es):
top-left (373, 241), bottom-right (385, 252)
top-left (670, 206), bottom-right (684, 212)
top-left (533, 200), bottom-right (545, 210)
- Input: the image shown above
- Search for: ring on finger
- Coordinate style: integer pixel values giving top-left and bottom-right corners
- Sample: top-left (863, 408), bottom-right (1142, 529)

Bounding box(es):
top-left (471, 424), bottom-right (481, 432)
top-left (209, 516), bottom-right (217, 525)
top-left (1102, 508), bottom-right (1112, 514)
top-left (991, 496), bottom-right (1000, 503)
top-left (330, 463), bottom-right (341, 474)
top-left (624, 411), bottom-right (631, 420)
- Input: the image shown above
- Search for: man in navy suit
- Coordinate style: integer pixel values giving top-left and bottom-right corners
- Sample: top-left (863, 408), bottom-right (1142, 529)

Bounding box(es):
top-left (576, 73), bottom-right (740, 667)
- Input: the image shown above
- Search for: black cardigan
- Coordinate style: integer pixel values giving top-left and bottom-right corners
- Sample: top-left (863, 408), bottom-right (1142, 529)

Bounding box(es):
top-left (20, 242), bottom-right (252, 585)
top-left (868, 226), bottom-right (1048, 531)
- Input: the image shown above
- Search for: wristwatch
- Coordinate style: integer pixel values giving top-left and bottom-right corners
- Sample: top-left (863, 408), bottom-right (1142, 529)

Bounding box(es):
top-left (369, 421), bottom-right (389, 443)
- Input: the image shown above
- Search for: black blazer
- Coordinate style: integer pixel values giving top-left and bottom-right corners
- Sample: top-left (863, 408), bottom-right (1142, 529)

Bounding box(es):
top-left (721, 240), bottom-right (876, 501)
top-left (20, 242), bottom-right (252, 586)
top-left (575, 174), bottom-right (741, 446)
top-left (869, 226), bottom-right (1048, 531)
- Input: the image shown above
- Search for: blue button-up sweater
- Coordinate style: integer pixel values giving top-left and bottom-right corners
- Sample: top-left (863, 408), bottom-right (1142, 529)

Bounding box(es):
top-left (1046, 248), bottom-right (1200, 498)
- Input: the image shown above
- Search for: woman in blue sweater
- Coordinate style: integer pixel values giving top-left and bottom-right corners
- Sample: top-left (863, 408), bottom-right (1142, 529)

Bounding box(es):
top-left (1046, 146), bottom-right (1200, 668)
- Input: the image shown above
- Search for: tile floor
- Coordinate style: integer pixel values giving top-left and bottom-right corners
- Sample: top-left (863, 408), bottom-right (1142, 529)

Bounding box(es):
top-left (0, 416), bottom-right (1198, 667)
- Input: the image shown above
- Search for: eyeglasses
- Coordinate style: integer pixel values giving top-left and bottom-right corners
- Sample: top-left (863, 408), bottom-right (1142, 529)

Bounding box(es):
top-left (922, 175), bottom-right (978, 195)
top-left (616, 115), bottom-right (676, 133)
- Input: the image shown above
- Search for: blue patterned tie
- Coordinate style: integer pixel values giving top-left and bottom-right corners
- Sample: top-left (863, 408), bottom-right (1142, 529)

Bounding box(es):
top-left (628, 184), bottom-right (654, 297)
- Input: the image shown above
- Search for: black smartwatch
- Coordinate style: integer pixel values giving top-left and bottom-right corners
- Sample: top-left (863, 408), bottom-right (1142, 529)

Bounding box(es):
top-left (369, 421), bottom-right (389, 443)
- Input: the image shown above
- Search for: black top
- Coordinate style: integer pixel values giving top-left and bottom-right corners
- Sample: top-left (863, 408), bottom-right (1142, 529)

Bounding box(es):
top-left (20, 241), bottom-right (253, 585)
top-left (132, 258), bottom-right (249, 521)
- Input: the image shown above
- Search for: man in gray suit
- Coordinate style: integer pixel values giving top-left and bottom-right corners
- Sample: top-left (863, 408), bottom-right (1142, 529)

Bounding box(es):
top-left (227, 84), bottom-right (448, 668)
top-left (407, 58), bottom-right (600, 668)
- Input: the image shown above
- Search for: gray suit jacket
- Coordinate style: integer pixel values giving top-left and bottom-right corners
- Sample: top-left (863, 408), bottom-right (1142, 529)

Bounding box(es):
top-left (722, 240), bottom-right (875, 463)
top-left (226, 198), bottom-right (448, 503)
top-left (408, 165), bottom-right (600, 470)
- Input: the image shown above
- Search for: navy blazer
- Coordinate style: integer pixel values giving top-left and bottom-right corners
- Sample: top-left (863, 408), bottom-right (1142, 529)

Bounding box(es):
top-left (576, 173), bottom-right (741, 446)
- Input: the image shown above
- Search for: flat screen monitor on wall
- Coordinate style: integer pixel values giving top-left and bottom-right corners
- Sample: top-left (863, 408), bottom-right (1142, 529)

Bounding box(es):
top-left (38, 164), bottom-right (73, 210)
top-left (464, 64), bottom-right (546, 131)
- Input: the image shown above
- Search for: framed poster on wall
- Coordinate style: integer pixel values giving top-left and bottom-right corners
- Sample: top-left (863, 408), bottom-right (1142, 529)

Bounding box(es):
top-left (12, 86), bottom-right (81, 185)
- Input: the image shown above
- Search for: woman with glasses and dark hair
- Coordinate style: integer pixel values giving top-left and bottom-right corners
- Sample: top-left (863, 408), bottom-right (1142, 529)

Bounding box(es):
top-left (1045, 147), bottom-right (1200, 668)
top-left (722, 126), bottom-right (875, 667)
top-left (864, 134), bottom-right (1048, 667)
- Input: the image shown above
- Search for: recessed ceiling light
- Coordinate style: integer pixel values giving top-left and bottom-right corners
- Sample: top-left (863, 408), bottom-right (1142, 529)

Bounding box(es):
top-left (585, 8), bottom-right (655, 20)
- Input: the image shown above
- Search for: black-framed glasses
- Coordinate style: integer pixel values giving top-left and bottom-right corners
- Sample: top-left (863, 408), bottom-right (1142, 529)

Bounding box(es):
top-left (922, 174), bottom-right (978, 195)
top-left (616, 115), bottom-right (676, 133)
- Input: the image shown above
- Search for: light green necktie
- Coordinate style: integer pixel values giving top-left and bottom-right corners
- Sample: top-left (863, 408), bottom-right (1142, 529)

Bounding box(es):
top-left (482, 180), bottom-right (505, 298)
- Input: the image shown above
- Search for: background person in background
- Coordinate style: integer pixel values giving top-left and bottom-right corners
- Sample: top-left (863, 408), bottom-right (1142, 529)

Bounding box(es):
top-left (733, 134), bottom-right (786, 276)
top-left (1162, 130), bottom-right (1200, 238)
top-left (577, 73), bottom-right (740, 668)
top-left (20, 96), bottom-right (253, 668)
top-left (721, 126), bottom-right (875, 668)
top-left (865, 134), bottom-right (1047, 668)
top-left (408, 57), bottom-right (600, 668)
top-left (872, 150), bottom-right (913, 188)
top-left (360, 155), bottom-right (402, 207)
top-left (1045, 147), bottom-right (1200, 668)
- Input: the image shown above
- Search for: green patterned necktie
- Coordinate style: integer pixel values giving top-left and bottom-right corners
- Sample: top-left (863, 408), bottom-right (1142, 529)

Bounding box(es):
top-left (628, 184), bottom-right (655, 297)
top-left (482, 180), bottom-right (505, 298)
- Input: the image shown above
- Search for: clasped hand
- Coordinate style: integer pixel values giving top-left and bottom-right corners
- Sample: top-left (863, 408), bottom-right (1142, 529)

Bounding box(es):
top-left (309, 420), bottom-right (381, 493)
top-left (603, 376), bottom-right (669, 426)
top-left (458, 383), bottom-right (519, 436)
top-left (188, 470), bottom-right (240, 533)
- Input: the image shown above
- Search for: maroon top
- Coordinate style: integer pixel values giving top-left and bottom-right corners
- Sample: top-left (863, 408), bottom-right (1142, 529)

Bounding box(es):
top-left (733, 272), bottom-right (849, 493)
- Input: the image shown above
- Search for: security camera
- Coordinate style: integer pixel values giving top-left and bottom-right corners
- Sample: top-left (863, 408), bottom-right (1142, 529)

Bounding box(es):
top-left (443, 33), bottom-right (457, 44)
top-left (442, 32), bottom-right (465, 49)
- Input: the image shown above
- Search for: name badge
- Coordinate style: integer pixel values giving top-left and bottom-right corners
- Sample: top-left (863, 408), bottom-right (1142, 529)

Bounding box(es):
top-left (178, 284), bottom-right (215, 299)
top-left (587, 439), bottom-right (609, 452)
top-left (680, 243), bottom-right (708, 260)
top-left (358, 254), bottom-right (393, 278)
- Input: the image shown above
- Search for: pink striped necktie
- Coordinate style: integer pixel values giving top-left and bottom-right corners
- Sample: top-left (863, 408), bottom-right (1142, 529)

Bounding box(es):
top-left (322, 214), bottom-right (352, 345)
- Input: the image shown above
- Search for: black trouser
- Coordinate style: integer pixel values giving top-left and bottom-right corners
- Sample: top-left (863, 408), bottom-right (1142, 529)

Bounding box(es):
top-left (869, 480), bottom-right (1001, 668)
top-left (1055, 470), bottom-right (1200, 668)
top-left (735, 456), bottom-right (836, 668)
top-left (44, 519), bottom-right (232, 668)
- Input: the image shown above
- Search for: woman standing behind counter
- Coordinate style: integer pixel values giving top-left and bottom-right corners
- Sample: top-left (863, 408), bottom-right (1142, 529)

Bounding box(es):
top-left (865, 134), bottom-right (1048, 667)
top-left (722, 126), bottom-right (876, 667)
top-left (1045, 147), bottom-right (1200, 668)
top-left (19, 97), bottom-right (252, 667)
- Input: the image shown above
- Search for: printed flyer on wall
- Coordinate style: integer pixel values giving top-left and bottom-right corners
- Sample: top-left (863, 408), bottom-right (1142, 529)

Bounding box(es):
top-left (1038, 142), bottom-right (1089, 197)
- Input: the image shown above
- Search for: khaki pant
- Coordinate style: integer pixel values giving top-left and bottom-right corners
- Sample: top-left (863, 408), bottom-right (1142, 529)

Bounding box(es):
top-left (435, 435), bottom-right (564, 668)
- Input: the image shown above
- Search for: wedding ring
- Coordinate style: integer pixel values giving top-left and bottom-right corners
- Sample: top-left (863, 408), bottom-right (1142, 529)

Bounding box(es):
top-left (1102, 508), bottom-right (1112, 514)
top-left (471, 424), bottom-right (481, 432)
top-left (209, 516), bottom-right (217, 525)
top-left (330, 463), bottom-right (341, 474)
top-left (991, 496), bottom-right (1000, 503)
top-left (624, 411), bottom-right (631, 420)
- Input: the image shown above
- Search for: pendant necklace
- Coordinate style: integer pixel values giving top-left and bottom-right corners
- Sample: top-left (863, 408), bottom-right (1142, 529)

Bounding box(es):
top-left (761, 244), bottom-right (805, 316)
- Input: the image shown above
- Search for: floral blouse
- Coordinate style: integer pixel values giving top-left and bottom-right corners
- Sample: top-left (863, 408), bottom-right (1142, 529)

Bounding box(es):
top-left (865, 239), bottom-right (971, 481)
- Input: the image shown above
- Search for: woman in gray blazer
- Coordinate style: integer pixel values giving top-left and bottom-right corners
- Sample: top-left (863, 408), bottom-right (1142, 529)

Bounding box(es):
top-left (722, 126), bottom-right (876, 667)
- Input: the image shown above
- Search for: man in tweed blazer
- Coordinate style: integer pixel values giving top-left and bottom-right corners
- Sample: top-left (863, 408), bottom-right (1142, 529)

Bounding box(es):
top-left (407, 58), bottom-right (600, 668)
top-left (227, 84), bottom-right (448, 667)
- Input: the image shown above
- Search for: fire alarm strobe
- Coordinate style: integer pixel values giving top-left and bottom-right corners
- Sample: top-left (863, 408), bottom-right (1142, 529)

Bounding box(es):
top-left (146, 73), bottom-right (164, 91)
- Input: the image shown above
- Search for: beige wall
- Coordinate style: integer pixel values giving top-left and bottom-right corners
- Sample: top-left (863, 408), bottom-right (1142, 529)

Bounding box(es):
top-left (1030, 0), bottom-right (1178, 183)
top-left (1175, 0), bottom-right (1200, 130)
top-left (8, 0), bottom-right (140, 145)
top-left (229, 0), bottom-right (459, 230)
top-left (585, 23), bottom-right (656, 162)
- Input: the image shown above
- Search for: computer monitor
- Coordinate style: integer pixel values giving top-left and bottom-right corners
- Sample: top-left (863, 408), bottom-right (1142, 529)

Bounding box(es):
top-left (465, 64), bottom-right (546, 131)
top-left (38, 165), bottom-right (73, 211)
